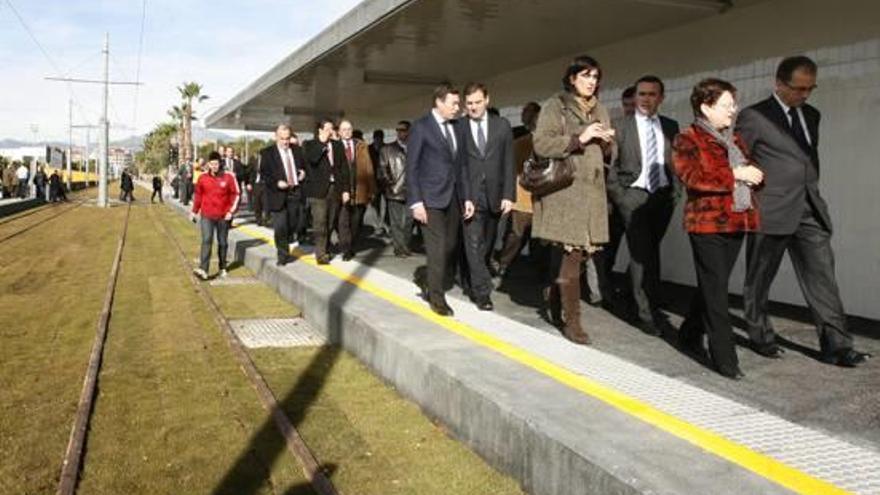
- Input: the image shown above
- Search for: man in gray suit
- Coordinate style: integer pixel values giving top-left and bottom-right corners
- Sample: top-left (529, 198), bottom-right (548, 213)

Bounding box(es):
top-left (458, 83), bottom-right (515, 311)
top-left (736, 56), bottom-right (869, 367)
top-left (608, 75), bottom-right (680, 336)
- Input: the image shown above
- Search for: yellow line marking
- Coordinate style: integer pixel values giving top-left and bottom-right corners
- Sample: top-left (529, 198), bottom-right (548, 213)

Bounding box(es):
top-left (234, 223), bottom-right (851, 495)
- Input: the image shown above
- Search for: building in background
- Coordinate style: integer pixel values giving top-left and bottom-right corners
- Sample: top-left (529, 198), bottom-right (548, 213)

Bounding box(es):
top-left (206, 0), bottom-right (880, 319)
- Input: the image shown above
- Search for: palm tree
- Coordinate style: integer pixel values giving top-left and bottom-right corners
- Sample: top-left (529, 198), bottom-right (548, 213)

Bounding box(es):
top-left (177, 82), bottom-right (208, 163)
top-left (167, 105), bottom-right (185, 164)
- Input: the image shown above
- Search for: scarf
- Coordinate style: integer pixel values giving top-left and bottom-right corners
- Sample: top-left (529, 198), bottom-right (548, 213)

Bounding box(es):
top-left (694, 118), bottom-right (752, 212)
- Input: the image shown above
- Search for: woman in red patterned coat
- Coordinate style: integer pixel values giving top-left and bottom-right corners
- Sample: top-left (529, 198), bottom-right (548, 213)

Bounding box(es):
top-left (672, 78), bottom-right (764, 380)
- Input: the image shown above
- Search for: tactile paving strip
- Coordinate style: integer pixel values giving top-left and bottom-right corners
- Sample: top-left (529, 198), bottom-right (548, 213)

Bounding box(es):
top-left (297, 256), bottom-right (880, 495)
top-left (229, 318), bottom-right (326, 348)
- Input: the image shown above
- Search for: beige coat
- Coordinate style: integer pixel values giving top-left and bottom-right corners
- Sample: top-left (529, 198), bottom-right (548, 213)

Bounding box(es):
top-left (532, 91), bottom-right (610, 248)
top-left (348, 139), bottom-right (376, 205)
top-left (512, 133), bottom-right (534, 214)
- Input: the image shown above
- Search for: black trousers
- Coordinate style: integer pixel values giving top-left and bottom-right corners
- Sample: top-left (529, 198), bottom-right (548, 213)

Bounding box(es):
top-left (743, 205), bottom-right (852, 354)
top-left (461, 206), bottom-right (500, 300)
top-left (272, 188), bottom-right (303, 259)
top-left (252, 183), bottom-right (268, 225)
top-left (308, 183), bottom-right (343, 259)
top-left (681, 233), bottom-right (744, 373)
top-left (594, 204), bottom-right (626, 301)
top-left (338, 203), bottom-right (366, 254)
top-left (497, 210), bottom-right (532, 268)
top-left (151, 187), bottom-right (163, 203)
top-left (423, 202), bottom-right (461, 302)
top-left (617, 187), bottom-right (674, 322)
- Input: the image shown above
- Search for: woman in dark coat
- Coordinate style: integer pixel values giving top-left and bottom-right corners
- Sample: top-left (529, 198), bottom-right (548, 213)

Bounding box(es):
top-left (672, 78), bottom-right (764, 380)
top-left (532, 55), bottom-right (615, 345)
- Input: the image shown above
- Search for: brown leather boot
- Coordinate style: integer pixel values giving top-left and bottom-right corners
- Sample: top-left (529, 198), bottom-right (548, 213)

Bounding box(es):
top-left (559, 251), bottom-right (591, 345)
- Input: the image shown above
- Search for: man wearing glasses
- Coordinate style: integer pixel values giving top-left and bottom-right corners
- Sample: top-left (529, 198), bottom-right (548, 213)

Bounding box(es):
top-left (736, 56), bottom-right (869, 367)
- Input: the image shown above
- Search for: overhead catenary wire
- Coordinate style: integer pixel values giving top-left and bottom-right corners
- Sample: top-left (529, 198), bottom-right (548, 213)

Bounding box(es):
top-left (132, 0), bottom-right (147, 131)
top-left (3, 0), bottom-right (94, 139)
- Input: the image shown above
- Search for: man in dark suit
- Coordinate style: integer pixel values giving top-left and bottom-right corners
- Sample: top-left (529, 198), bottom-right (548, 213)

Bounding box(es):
top-left (737, 56), bottom-right (869, 367)
top-left (222, 146), bottom-right (247, 205)
top-left (304, 118), bottom-right (351, 265)
top-left (247, 153), bottom-right (269, 226)
top-left (608, 75), bottom-right (680, 336)
top-left (260, 124), bottom-right (306, 266)
top-left (407, 84), bottom-right (475, 316)
top-left (458, 83), bottom-right (515, 310)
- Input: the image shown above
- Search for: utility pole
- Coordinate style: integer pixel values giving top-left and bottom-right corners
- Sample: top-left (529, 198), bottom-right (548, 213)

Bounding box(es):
top-left (45, 32), bottom-right (142, 207)
top-left (99, 32), bottom-right (110, 207)
top-left (67, 98), bottom-right (73, 190)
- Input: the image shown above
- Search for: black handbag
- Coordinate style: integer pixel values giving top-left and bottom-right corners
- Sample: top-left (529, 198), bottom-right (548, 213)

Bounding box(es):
top-left (518, 153), bottom-right (574, 197)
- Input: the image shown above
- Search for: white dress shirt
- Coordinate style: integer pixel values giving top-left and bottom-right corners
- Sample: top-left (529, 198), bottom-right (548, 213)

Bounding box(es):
top-left (277, 144), bottom-right (298, 186)
top-left (432, 109), bottom-right (457, 152)
top-left (773, 92), bottom-right (812, 146)
top-left (469, 114), bottom-right (488, 150)
top-left (631, 110), bottom-right (669, 190)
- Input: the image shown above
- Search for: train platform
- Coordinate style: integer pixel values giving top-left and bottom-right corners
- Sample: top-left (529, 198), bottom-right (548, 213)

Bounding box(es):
top-left (164, 196), bottom-right (880, 495)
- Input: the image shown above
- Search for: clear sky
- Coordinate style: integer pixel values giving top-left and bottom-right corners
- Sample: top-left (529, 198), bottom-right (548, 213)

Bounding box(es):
top-left (0, 0), bottom-right (362, 143)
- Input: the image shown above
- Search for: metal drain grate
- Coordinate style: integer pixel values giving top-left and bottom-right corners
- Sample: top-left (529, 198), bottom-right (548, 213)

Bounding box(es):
top-left (209, 277), bottom-right (260, 286)
top-left (229, 318), bottom-right (326, 348)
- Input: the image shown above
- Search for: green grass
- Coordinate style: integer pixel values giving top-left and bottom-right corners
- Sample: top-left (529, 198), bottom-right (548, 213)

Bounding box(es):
top-left (76, 205), bottom-right (311, 494)
top-left (250, 347), bottom-right (524, 495)
top-left (160, 203), bottom-right (523, 495)
top-left (0, 187), bottom-right (124, 494)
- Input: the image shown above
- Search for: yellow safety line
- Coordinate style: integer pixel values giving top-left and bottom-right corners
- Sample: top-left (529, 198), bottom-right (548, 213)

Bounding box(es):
top-left (235, 223), bottom-right (851, 495)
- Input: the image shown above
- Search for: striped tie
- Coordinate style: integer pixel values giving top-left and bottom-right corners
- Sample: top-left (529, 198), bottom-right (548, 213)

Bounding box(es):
top-left (646, 118), bottom-right (661, 192)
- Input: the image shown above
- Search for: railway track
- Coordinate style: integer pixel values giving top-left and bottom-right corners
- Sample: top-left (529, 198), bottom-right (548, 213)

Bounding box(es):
top-left (52, 201), bottom-right (337, 495)
top-left (146, 206), bottom-right (340, 495)
top-left (0, 200), bottom-right (87, 245)
top-left (56, 202), bottom-right (131, 495)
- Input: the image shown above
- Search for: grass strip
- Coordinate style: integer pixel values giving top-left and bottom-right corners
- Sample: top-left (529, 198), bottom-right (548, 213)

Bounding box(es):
top-left (75, 205), bottom-right (311, 494)
top-left (159, 205), bottom-right (523, 494)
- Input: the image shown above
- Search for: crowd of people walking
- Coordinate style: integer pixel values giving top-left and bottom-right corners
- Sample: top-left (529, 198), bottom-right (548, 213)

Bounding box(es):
top-left (179, 54), bottom-right (869, 379)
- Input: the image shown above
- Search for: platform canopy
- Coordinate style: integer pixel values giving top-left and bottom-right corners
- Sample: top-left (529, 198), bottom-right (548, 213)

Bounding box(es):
top-left (206, 0), bottom-right (765, 131)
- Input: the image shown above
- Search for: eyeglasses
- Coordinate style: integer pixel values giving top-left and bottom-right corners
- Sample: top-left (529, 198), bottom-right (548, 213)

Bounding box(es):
top-left (783, 81), bottom-right (818, 93)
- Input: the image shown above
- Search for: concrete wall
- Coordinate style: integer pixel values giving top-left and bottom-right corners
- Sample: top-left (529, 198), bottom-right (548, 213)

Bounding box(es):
top-left (387, 0), bottom-right (880, 319)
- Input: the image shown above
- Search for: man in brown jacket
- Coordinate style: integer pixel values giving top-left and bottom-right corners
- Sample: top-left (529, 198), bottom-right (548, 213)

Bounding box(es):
top-left (495, 102), bottom-right (541, 276)
top-left (337, 119), bottom-right (376, 261)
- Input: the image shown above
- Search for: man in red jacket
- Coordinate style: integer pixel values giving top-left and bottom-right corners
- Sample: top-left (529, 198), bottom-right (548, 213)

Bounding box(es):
top-left (190, 151), bottom-right (240, 280)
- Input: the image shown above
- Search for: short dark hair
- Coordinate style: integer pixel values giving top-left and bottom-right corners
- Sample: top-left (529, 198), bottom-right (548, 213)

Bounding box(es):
top-left (621, 86), bottom-right (636, 99)
top-left (432, 83), bottom-right (459, 107)
top-left (372, 129), bottom-right (384, 139)
top-left (562, 55), bottom-right (602, 93)
top-left (463, 82), bottom-right (489, 98)
top-left (523, 101), bottom-right (541, 113)
top-left (396, 120), bottom-right (411, 131)
top-left (208, 151), bottom-right (221, 161)
top-left (690, 78), bottom-right (737, 118)
top-left (776, 55), bottom-right (818, 83)
top-left (635, 75), bottom-right (665, 95)
top-left (315, 117), bottom-right (335, 134)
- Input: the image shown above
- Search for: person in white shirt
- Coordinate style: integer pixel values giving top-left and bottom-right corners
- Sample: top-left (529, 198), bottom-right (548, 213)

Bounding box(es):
top-left (607, 75), bottom-right (680, 336)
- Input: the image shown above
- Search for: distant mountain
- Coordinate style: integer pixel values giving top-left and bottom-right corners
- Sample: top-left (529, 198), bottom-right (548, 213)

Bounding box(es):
top-left (2, 128), bottom-right (239, 152)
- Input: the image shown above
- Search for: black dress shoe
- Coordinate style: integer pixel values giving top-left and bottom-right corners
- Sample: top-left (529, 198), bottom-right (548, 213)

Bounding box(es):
top-left (753, 343), bottom-right (785, 359)
top-left (429, 299), bottom-right (454, 316)
top-left (342, 251), bottom-right (354, 261)
top-left (475, 298), bottom-right (494, 311)
top-left (718, 367), bottom-right (746, 381)
top-left (821, 349), bottom-right (871, 367)
top-left (638, 319), bottom-right (662, 337)
top-left (276, 254), bottom-right (293, 266)
top-left (316, 255), bottom-right (331, 265)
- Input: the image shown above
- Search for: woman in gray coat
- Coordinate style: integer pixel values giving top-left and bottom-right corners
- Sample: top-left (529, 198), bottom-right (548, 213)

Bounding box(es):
top-left (533, 55), bottom-right (615, 345)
